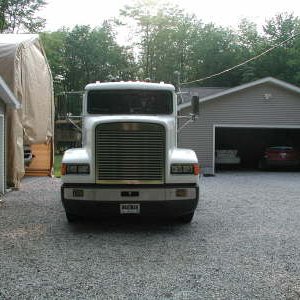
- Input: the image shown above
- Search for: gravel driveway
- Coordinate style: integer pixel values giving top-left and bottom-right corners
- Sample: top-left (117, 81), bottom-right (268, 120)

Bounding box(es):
top-left (1, 172), bottom-right (300, 299)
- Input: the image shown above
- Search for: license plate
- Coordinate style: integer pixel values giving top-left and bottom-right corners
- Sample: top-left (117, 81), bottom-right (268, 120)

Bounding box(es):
top-left (120, 204), bottom-right (140, 214)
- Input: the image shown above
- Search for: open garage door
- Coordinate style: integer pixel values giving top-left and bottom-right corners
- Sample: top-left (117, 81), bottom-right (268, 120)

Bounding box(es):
top-left (214, 126), bottom-right (300, 171)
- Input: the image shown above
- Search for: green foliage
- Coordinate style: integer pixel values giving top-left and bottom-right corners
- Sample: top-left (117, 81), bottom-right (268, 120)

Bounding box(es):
top-left (42, 23), bottom-right (136, 93)
top-left (263, 13), bottom-right (300, 43)
top-left (40, 30), bottom-right (68, 93)
top-left (120, 1), bottom-right (198, 84)
top-left (0, 0), bottom-right (46, 33)
top-left (42, 4), bottom-right (300, 92)
top-left (187, 23), bottom-right (243, 86)
top-left (256, 13), bottom-right (300, 85)
top-left (54, 155), bottom-right (62, 178)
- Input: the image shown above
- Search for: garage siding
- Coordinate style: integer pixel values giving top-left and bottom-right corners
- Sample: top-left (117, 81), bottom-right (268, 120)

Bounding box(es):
top-left (179, 83), bottom-right (300, 174)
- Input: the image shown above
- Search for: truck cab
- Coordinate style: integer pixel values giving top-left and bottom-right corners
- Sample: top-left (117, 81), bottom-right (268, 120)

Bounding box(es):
top-left (61, 81), bottom-right (199, 222)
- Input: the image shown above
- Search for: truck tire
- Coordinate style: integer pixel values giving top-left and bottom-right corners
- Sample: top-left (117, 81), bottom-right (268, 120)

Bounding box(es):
top-left (178, 212), bottom-right (194, 223)
top-left (66, 212), bottom-right (77, 223)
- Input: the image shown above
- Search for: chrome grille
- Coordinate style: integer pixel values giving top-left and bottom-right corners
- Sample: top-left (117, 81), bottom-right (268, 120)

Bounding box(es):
top-left (95, 122), bottom-right (165, 184)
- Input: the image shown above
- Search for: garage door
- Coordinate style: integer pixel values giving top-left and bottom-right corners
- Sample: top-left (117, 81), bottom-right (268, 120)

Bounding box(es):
top-left (0, 114), bottom-right (4, 194)
top-left (215, 126), bottom-right (300, 170)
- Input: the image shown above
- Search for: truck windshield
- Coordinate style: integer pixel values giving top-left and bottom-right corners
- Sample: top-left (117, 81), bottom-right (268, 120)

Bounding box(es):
top-left (87, 90), bottom-right (173, 115)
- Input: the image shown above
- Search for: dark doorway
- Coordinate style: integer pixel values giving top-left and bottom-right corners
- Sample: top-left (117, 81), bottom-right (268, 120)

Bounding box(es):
top-left (215, 127), bottom-right (300, 170)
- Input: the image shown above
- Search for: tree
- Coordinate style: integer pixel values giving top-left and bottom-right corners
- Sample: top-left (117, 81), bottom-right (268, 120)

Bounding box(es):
top-left (40, 30), bottom-right (68, 93)
top-left (258, 13), bottom-right (300, 84)
top-left (63, 24), bottom-right (135, 90)
top-left (43, 3), bottom-right (300, 91)
top-left (235, 19), bottom-right (266, 83)
top-left (263, 12), bottom-right (300, 43)
top-left (120, 0), bottom-right (198, 84)
top-left (42, 23), bottom-right (136, 93)
top-left (120, 1), bottom-right (264, 87)
top-left (188, 23), bottom-right (245, 87)
top-left (0, 0), bottom-right (46, 33)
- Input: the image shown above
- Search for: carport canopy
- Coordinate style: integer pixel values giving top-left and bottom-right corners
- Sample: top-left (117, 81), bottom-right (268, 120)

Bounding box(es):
top-left (0, 76), bottom-right (20, 109)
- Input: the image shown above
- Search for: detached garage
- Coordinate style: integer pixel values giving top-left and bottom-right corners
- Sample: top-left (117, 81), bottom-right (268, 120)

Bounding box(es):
top-left (179, 77), bottom-right (300, 175)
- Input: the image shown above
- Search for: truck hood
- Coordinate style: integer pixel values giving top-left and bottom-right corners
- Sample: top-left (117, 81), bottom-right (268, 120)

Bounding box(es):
top-left (84, 115), bottom-right (175, 131)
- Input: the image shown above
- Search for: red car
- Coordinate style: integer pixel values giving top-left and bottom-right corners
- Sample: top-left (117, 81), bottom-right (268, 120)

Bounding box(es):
top-left (259, 146), bottom-right (300, 169)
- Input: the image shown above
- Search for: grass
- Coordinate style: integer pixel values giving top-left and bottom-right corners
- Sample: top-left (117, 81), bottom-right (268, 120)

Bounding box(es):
top-left (54, 155), bottom-right (63, 178)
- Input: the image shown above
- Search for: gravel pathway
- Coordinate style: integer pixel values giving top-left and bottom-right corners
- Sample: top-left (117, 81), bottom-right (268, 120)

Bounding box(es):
top-left (1, 172), bottom-right (300, 299)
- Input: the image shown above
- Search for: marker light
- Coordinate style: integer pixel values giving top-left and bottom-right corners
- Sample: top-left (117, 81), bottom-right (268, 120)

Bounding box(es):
top-left (171, 163), bottom-right (200, 175)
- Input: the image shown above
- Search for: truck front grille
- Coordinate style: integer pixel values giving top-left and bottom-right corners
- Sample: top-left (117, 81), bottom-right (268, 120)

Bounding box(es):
top-left (95, 122), bottom-right (165, 184)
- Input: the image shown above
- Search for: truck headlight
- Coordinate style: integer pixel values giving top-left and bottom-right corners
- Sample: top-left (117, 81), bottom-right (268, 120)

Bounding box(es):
top-left (77, 165), bottom-right (90, 174)
top-left (171, 163), bottom-right (200, 175)
top-left (61, 164), bottom-right (90, 175)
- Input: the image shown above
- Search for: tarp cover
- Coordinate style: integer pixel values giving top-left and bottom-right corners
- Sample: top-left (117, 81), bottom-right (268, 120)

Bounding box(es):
top-left (0, 34), bottom-right (54, 187)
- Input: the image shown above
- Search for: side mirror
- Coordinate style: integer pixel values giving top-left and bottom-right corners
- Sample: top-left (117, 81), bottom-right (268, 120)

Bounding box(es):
top-left (192, 96), bottom-right (199, 116)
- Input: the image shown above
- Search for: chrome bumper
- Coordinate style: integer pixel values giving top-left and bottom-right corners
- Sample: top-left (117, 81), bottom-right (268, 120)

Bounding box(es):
top-left (61, 184), bottom-right (199, 218)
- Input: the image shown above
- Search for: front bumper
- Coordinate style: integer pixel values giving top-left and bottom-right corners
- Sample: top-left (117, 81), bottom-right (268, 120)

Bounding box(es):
top-left (266, 160), bottom-right (300, 167)
top-left (61, 184), bottom-right (199, 218)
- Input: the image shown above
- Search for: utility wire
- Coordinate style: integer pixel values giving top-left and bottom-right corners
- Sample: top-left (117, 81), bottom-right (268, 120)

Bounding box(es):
top-left (181, 32), bottom-right (300, 86)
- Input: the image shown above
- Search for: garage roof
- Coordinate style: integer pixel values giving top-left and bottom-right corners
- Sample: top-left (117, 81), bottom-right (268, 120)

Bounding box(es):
top-left (0, 75), bottom-right (20, 109)
top-left (179, 77), bottom-right (300, 111)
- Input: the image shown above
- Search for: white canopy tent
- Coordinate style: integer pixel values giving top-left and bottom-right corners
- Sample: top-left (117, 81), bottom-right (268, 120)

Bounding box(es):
top-left (0, 34), bottom-right (54, 187)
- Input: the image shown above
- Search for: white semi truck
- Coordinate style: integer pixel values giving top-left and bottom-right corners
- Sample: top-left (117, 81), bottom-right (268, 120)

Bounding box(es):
top-left (60, 81), bottom-right (200, 222)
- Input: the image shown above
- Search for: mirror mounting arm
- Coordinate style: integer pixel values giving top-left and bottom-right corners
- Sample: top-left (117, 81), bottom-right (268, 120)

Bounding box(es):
top-left (177, 96), bottom-right (199, 132)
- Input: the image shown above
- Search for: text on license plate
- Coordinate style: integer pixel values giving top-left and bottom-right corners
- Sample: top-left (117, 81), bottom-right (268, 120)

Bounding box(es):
top-left (120, 204), bottom-right (140, 214)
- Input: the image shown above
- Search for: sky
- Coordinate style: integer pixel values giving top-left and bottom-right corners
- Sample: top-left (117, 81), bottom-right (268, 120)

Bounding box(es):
top-left (40, 0), bottom-right (300, 44)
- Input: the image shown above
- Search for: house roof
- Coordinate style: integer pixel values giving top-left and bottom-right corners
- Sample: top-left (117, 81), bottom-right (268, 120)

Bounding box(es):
top-left (178, 87), bottom-right (228, 104)
top-left (0, 76), bottom-right (20, 109)
top-left (178, 77), bottom-right (300, 111)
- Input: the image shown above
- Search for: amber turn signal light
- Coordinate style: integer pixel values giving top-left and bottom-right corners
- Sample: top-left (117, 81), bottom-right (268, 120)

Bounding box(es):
top-left (61, 163), bottom-right (67, 176)
top-left (194, 164), bottom-right (200, 175)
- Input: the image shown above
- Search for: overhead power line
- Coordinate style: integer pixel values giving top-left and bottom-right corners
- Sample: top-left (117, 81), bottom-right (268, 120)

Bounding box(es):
top-left (181, 32), bottom-right (300, 86)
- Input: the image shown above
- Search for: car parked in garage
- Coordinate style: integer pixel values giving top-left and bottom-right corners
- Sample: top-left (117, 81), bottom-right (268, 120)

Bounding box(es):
top-left (215, 149), bottom-right (241, 165)
top-left (259, 146), bottom-right (300, 170)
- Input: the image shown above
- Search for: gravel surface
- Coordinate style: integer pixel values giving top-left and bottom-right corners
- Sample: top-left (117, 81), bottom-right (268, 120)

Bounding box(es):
top-left (1, 172), bottom-right (300, 299)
